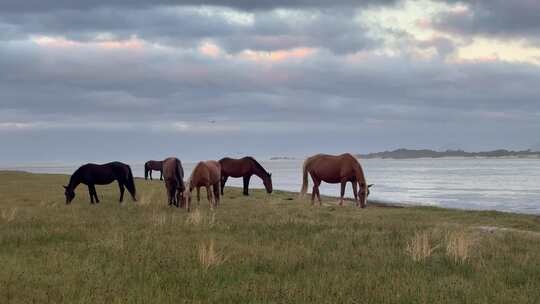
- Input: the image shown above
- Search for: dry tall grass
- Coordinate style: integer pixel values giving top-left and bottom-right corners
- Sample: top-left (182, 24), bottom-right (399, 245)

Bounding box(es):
top-left (446, 230), bottom-right (473, 264)
top-left (186, 208), bottom-right (203, 226)
top-left (185, 208), bottom-right (217, 227)
top-left (406, 231), bottom-right (439, 262)
top-left (198, 239), bottom-right (225, 270)
top-left (150, 208), bottom-right (168, 226)
top-left (0, 207), bottom-right (18, 223)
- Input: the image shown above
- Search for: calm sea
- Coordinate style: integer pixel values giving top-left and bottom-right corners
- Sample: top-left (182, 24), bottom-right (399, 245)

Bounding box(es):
top-left (3, 158), bottom-right (540, 214)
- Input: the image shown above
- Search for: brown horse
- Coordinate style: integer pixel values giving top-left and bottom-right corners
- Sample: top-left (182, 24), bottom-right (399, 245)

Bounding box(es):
top-left (185, 161), bottom-right (221, 210)
top-left (64, 162), bottom-right (137, 204)
top-left (300, 153), bottom-right (372, 208)
top-left (162, 157), bottom-right (185, 208)
top-left (219, 156), bottom-right (272, 196)
top-left (144, 160), bottom-right (163, 180)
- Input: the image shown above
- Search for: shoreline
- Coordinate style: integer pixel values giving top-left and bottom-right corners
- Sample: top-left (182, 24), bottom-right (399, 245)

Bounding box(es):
top-left (2, 170), bottom-right (538, 216)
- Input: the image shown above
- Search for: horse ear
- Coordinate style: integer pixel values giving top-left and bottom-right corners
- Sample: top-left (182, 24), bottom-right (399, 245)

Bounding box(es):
top-left (368, 184), bottom-right (374, 188)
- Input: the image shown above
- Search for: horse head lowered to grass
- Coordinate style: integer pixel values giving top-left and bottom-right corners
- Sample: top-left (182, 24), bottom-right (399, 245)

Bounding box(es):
top-left (219, 156), bottom-right (272, 196)
top-left (64, 162), bottom-right (137, 204)
top-left (185, 160), bottom-right (221, 211)
top-left (162, 157), bottom-right (185, 208)
top-left (300, 153), bottom-right (372, 208)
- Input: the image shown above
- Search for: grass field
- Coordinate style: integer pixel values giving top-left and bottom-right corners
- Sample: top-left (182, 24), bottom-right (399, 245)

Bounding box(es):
top-left (1, 171), bottom-right (540, 303)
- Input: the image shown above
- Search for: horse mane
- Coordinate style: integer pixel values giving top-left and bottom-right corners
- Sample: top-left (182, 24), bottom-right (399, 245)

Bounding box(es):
top-left (346, 154), bottom-right (367, 186)
top-left (245, 156), bottom-right (269, 176)
top-left (67, 167), bottom-right (82, 189)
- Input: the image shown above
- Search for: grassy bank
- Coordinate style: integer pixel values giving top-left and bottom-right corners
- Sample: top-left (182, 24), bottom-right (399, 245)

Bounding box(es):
top-left (1, 171), bottom-right (540, 303)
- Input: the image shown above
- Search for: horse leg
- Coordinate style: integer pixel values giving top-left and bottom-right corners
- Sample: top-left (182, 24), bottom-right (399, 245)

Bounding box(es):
top-left (160, 170), bottom-right (163, 181)
top-left (312, 179), bottom-right (322, 206)
top-left (352, 182), bottom-right (359, 206)
top-left (206, 186), bottom-right (214, 209)
top-left (243, 175), bottom-right (251, 196)
top-left (310, 176), bottom-right (322, 206)
top-left (173, 186), bottom-right (179, 208)
top-left (311, 185), bottom-right (317, 205)
top-left (150, 170), bottom-right (153, 180)
top-left (339, 181), bottom-right (346, 206)
top-left (176, 189), bottom-right (186, 208)
top-left (213, 183), bottom-right (220, 207)
top-left (88, 186), bottom-right (94, 204)
top-left (317, 186), bottom-right (322, 206)
top-left (220, 175), bottom-right (228, 195)
top-left (118, 181), bottom-right (125, 203)
top-left (197, 187), bottom-right (201, 205)
top-left (90, 185), bottom-right (99, 203)
top-left (167, 185), bottom-right (173, 206)
top-left (94, 187), bottom-right (100, 203)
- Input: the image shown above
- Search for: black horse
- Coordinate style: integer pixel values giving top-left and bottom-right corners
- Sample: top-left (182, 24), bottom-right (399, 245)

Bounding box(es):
top-left (64, 162), bottom-right (137, 204)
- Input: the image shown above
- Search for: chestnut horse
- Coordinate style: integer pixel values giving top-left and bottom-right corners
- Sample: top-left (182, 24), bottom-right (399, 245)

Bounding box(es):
top-left (300, 153), bottom-right (372, 208)
top-left (144, 160), bottom-right (163, 180)
top-left (162, 157), bottom-right (185, 208)
top-left (63, 162), bottom-right (137, 204)
top-left (219, 156), bottom-right (272, 196)
top-left (185, 160), bottom-right (221, 210)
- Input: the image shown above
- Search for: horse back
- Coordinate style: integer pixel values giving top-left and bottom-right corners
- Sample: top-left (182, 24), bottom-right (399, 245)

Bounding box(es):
top-left (205, 161), bottom-right (221, 184)
top-left (192, 161), bottom-right (221, 186)
top-left (219, 157), bottom-right (251, 177)
top-left (78, 162), bottom-right (130, 185)
top-left (162, 157), bottom-right (183, 185)
top-left (145, 160), bottom-right (163, 170)
top-left (305, 154), bottom-right (358, 183)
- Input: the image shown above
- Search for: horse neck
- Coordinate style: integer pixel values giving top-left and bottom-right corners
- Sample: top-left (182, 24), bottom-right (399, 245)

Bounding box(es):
top-left (353, 165), bottom-right (367, 187)
top-left (250, 160), bottom-right (268, 180)
top-left (68, 171), bottom-right (82, 190)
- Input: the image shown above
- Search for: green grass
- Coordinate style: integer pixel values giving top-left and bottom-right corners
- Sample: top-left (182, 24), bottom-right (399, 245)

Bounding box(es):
top-left (1, 171), bottom-right (540, 303)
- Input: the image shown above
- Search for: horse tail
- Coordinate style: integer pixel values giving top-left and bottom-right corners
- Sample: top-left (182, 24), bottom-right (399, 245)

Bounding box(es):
top-left (175, 159), bottom-right (185, 192)
top-left (144, 162), bottom-right (148, 180)
top-left (126, 165), bottom-right (137, 198)
top-left (300, 158), bottom-right (310, 198)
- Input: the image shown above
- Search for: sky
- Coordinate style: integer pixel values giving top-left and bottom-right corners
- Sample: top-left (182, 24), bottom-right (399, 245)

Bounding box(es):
top-left (1, 0), bottom-right (540, 164)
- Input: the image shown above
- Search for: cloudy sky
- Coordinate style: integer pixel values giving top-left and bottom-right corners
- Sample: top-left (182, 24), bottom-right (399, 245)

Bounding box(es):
top-left (1, 0), bottom-right (539, 164)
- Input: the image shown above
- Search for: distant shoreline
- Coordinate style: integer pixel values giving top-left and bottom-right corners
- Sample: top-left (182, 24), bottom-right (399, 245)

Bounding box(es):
top-left (356, 148), bottom-right (540, 160)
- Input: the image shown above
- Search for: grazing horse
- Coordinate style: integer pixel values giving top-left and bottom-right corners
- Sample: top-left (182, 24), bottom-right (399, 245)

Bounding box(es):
top-left (219, 156), bottom-right (272, 196)
top-left (162, 157), bottom-right (185, 208)
top-left (63, 162), bottom-right (137, 204)
top-left (185, 161), bottom-right (221, 210)
top-left (300, 153), bottom-right (372, 208)
top-left (144, 160), bottom-right (163, 180)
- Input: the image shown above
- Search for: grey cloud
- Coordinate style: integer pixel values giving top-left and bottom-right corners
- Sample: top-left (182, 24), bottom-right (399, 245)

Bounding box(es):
top-left (0, 0), bottom-right (400, 13)
top-left (2, 40), bottom-right (539, 127)
top-left (0, 0), bottom-right (539, 164)
top-left (0, 6), bottom-right (378, 54)
top-left (434, 0), bottom-right (540, 43)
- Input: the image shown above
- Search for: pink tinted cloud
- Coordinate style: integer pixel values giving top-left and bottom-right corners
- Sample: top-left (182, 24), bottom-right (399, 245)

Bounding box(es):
top-left (239, 47), bottom-right (317, 62)
top-left (32, 35), bottom-right (145, 50)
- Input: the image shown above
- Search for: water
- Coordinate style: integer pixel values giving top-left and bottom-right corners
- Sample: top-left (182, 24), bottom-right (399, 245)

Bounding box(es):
top-left (3, 158), bottom-right (540, 214)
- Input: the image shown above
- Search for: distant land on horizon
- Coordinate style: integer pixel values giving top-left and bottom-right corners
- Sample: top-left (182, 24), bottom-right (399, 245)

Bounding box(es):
top-left (356, 149), bottom-right (540, 159)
